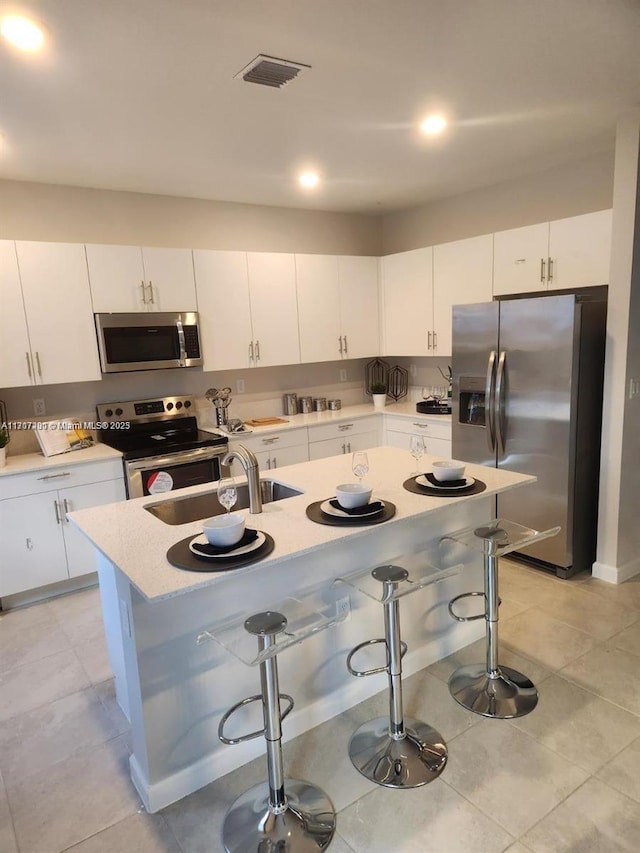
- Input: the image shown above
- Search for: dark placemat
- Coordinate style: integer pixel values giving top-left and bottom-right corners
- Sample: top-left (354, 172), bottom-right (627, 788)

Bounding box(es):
top-left (402, 477), bottom-right (487, 498)
top-left (306, 499), bottom-right (396, 526)
top-left (167, 532), bottom-right (275, 573)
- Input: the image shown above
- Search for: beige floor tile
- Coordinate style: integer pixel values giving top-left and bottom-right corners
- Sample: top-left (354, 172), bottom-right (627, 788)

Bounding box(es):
top-left (0, 649), bottom-right (90, 723)
top-left (427, 637), bottom-right (552, 688)
top-left (0, 771), bottom-right (18, 853)
top-left (329, 834), bottom-right (357, 853)
top-left (47, 586), bottom-right (101, 621)
top-left (61, 812), bottom-right (181, 853)
top-left (0, 617), bottom-right (71, 673)
top-left (500, 608), bottom-right (599, 670)
top-left (504, 846), bottom-right (532, 853)
top-left (534, 584), bottom-right (639, 641)
top-left (497, 562), bottom-right (566, 607)
top-left (74, 635), bottom-right (113, 685)
top-left (596, 735), bottom-right (640, 804)
top-left (521, 777), bottom-right (640, 852)
top-left (578, 576), bottom-right (640, 612)
top-left (0, 687), bottom-right (120, 781)
top-left (337, 779), bottom-right (514, 853)
top-left (56, 602), bottom-right (107, 648)
top-left (0, 599), bottom-right (56, 630)
top-left (510, 674), bottom-right (640, 773)
top-left (443, 719), bottom-right (588, 837)
top-left (560, 642), bottom-right (640, 716)
top-left (6, 734), bottom-right (140, 853)
top-left (94, 678), bottom-right (131, 736)
top-left (607, 619), bottom-right (640, 658)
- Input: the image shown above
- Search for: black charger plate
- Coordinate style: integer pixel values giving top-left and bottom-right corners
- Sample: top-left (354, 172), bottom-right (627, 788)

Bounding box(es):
top-left (402, 477), bottom-right (486, 497)
top-left (306, 499), bottom-right (396, 526)
top-left (167, 532), bottom-right (275, 572)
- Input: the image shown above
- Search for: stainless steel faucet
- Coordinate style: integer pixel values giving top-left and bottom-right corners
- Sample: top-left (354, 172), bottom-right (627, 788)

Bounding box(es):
top-left (221, 444), bottom-right (262, 514)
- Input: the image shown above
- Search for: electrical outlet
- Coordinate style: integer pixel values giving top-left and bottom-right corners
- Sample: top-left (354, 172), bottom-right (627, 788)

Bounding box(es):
top-left (335, 595), bottom-right (351, 621)
top-left (339, 369), bottom-right (347, 382)
top-left (409, 364), bottom-right (417, 377)
top-left (236, 379), bottom-right (245, 394)
top-left (33, 398), bottom-right (46, 416)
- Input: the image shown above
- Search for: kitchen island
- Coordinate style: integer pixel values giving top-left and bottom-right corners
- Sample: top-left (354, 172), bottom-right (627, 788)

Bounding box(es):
top-left (69, 446), bottom-right (534, 812)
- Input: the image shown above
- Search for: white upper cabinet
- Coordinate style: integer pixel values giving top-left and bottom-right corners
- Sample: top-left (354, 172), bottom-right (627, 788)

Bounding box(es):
top-left (246, 252), bottom-right (300, 368)
top-left (493, 210), bottom-right (612, 296)
top-left (0, 240), bottom-right (33, 388)
top-left (296, 254), bottom-right (379, 363)
top-left (14, 241), bottom-right (102, 385)
top-left (432, 234), bottom-right (494, 357)
top-left (87, 244), bottom-right (197, 313)
top-left (193, 250), bottom-right (254, 370)
top-left (382, 247), bottom-right (433, 356)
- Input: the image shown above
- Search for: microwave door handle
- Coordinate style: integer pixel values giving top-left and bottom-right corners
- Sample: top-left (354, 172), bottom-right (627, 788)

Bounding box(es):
top-left (176, 319), bottom-right (187, 366)
top-left (485, 350), bottom-right (497, 453)
top-left (495, 350), bottom-right (507, 455)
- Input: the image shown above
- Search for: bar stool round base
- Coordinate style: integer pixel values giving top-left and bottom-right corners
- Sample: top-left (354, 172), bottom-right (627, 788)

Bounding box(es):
top-left (449, 664), bottom-right (538, 718)
top-left (348, 716), bottom-right (447, 788)
top-left (222, 779), bottom-right (336, 853)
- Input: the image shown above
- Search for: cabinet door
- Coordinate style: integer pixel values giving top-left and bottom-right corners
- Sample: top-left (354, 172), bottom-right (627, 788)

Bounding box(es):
top-left (0, 241), bottom-right (34, 387)
top-left (493, 223), bottom-right (549, 296)
top-left (433, 234), bottom-right (493, 357)
top-left (0, 492), bottom-right (67, 595)
top-left (15, 242), bottom-right (102, 385)
top-left (247, 253), bottom-right (300, 367)
top-left (260, 444), bottom-right (310, 471)
top-left (61, 479), bottom-right (126, 578)
top-left (338, 256), bottom-right (380, 359)
top-left (308, 436), bottom-right (351, 461)
top-left (382, 248), bottom-right (433, 356)
top-left (141, 247), bottom-right (197, 312)
top-left (296, 255), bottom-right (341, 363)
top-left (193, 250), bottom-right (253, 370)
top-left (86, 244), bottom-right (147, 312)
top-left (548, 210), bottom-right (612, 290)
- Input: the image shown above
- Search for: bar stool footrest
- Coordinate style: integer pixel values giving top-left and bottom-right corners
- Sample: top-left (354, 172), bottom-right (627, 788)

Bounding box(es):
top-left (346, 637), bottom-right (408, 678)
top-left (448, 663), bottom-right (538, 719)
top-left (218, 693), bottom-right (294, 745)
top-left (448, 591), bottom-right (485, 622)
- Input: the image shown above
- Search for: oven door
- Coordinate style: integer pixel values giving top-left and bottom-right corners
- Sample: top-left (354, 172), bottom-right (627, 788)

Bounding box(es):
top-left (125, 446), bottom-right (229, 499)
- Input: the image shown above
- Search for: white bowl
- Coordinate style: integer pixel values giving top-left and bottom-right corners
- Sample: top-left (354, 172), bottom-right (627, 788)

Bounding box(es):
top-left (202, 513), bottom-right (245, 547)
top-left (431, 460), bottom-right (466, 482)
top-left (335, 483), bottom-right (372, 509)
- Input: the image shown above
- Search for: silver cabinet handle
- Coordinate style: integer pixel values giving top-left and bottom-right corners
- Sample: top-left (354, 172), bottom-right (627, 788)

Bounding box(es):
top-left (347, 442), bottom-right (351, 453)
top-left (540, 258), bottom-right (546, 283)
top-left (338, 423), bottom-right (354, 431)
top-left (338, 336), bottom-right (343, 356)
top-left (433, 330), bottom-right (437, 350)
top-left (63, 498), bottom-right (70, 521)
top-left (427, 331), bottom-right (432, 350)
top-left (54, 500), bottom-right (61, 525)
top-left (255, 340), bottom-right (260, 361)
top-left (412, 422), bottom-right (430, 429)
top-left (262, 436), bottom-right (279, 444)
top-left (147, 281), bottom-right (155, 303)
top-left (249, 341), bottom-right (254, 363)
top-left (37, 472), bottom-right (71, 480)
top-left (547, 257), bottom-right (554, 283)
top-left (140, 280), bottom-right (147, 304)
top-left (266, 457), bottom-right (271, 470)
top-left (272, 456), bottom-right (277, 468)
top-left (343, 335), bottom-right (348, 356)
top-left (26, 352), bottom-right (32, 379)
top-left (485, 350), bottom-right (497, 453)
top-left (26, 537), bottom-right (33, 551)
top-left (342, 443), bottom-right (346, 454)
top-left (35, 351), bottom-right (42, 379)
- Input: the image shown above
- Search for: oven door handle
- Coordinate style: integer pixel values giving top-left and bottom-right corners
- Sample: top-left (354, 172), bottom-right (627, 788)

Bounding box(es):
top-left (176, 319), bottom-right (187, 367)
top-left (126, 446), bottom-right (228, 470)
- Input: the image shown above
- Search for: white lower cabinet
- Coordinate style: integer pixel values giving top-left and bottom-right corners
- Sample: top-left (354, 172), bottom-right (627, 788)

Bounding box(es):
top-left (256, 444), bottom-right (309, 472)
top-left (308, 417), bottom-right (380, 461)
top-left (383, 415), bottom-right (452, 458)
top-left (0, 461), bottom-right (125, 597)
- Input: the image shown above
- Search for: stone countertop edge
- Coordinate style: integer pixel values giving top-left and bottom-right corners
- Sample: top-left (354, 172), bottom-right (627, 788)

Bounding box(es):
top-left (0, 442), bottom-right (123, 478)
top-left (67, 446), bottom-right (534, 604)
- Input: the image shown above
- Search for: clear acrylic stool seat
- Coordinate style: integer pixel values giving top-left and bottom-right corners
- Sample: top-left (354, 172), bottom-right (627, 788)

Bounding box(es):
top-left (198, 595), bottom-right (347, 853)
top-left (442, 519), bottom-right (560, 719)
top-left (337, 553), bottom-right (461, 789)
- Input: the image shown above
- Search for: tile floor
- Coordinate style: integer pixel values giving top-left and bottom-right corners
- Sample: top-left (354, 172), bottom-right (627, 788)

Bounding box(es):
top-left (2, 560), bottom-right (640, 852)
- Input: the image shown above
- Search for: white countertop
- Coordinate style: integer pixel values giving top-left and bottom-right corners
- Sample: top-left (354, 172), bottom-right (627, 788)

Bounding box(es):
top-left (0, 442), bottom-right (123, 478)
top-left (68, 445), bottom-right (532, 603)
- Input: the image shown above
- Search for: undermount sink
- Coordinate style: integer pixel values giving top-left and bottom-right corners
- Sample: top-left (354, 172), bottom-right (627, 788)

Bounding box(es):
top-left (144, 479), bottom-right (304, 525)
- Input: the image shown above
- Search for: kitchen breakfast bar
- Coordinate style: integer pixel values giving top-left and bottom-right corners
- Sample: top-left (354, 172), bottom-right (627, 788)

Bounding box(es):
top-left (68, 446), bottom-right (534, 813)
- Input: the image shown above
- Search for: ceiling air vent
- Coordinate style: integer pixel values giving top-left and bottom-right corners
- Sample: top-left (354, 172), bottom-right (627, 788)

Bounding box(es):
top-left (235, 54), bottom-right (310, 89)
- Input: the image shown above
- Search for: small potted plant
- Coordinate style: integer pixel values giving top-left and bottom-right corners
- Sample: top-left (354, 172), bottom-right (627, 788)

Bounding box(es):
top-left (371, 382), bottom-right (387, 411)
top-left (0, 426), bottom-right (9, 468)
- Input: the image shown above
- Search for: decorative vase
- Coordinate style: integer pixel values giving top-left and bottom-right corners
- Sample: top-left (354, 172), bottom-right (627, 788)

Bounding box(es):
top-left (0, 447), bottom-right (6, 468)
top-left (372, 394), bottom-right (387, 411)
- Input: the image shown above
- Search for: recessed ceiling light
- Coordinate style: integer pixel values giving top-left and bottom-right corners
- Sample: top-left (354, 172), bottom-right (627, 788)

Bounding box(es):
top-left (1, 14), bottom-right (45, 52)
top-left (420, 114), bottom-right (447, 136)
top-left (299, 171), bottom-right (320, 188)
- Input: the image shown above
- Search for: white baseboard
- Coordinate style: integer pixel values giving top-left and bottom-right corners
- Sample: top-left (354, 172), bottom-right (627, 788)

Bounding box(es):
top-left (131, 620), bottom-right (484, 813)
top-left (592, 557), bottom-right (640, 584)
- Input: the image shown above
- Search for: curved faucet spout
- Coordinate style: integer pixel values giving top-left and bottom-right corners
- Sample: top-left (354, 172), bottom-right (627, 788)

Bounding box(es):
top-left (221, 444), bottom-right (262, 514)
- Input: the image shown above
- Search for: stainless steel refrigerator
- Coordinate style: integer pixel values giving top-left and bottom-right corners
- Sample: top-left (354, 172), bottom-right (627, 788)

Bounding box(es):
top-left (452, 291), bottom-right (607, 578)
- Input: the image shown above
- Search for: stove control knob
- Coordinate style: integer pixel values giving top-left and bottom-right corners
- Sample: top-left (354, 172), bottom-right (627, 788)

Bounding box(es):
top-left (105, 409), bottom-right (113, 418)
top-left (184, 400), bottom-right (192, 408)
top-left (166, 402), bottom-right (174, 410)
top-left (176, 401), bottom-right (183, 409)
top-left (115, 408), bottom-right (123, 416)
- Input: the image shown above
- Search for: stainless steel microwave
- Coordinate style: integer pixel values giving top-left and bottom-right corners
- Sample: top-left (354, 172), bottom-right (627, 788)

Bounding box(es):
top-left (95, 312), bottom-right (203, 373)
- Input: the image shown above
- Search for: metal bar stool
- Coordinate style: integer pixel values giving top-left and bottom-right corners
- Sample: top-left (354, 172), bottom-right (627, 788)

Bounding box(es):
top-left (198, 596), bottom-right (346, 853)
top-left (337, 554), bottom-right (461, 788)
top-left (442, 518), bottom-right (560, 719)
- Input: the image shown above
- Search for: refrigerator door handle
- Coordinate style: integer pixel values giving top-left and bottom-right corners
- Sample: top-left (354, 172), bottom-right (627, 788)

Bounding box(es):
top-left (495, 350), bottom-right (507, 454)
top-left (485, 350), bottom-right (497, 452)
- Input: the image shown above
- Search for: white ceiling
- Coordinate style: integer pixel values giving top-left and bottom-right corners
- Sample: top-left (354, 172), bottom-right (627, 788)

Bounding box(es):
top-left (1, 0), bottom-right (639, 213)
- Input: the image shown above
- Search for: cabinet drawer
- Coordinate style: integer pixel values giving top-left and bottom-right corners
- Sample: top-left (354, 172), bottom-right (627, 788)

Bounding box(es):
top-left (230, 428), bottom-right (308, 454)
top-left (308, 431), bottom-right (378, 461)
top-left (386, 430), bottom-right (452, 459)
top-left (309, 416), bottom-right (379, 443)
top-left (383, 415), bottom-right (451, 441)
top-left (0, 458), bottom-right (124, 501)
